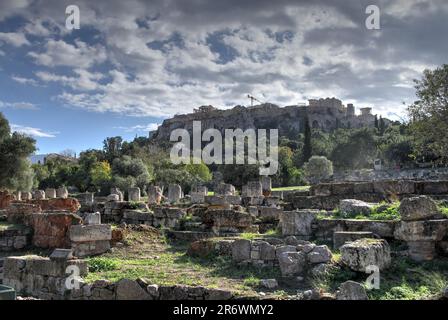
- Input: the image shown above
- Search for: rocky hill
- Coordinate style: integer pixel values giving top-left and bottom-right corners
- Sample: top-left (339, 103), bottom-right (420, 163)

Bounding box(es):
top-left (150, 99), bottom-right (385, 143)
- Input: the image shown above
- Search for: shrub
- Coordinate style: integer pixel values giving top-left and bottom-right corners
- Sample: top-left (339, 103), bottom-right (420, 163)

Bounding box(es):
top-left (303, 156), bottom-right (333, 185)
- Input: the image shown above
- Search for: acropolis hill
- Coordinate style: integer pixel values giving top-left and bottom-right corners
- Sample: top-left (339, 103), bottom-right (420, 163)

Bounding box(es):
top-left (151, 97), bottom-right (390, 142)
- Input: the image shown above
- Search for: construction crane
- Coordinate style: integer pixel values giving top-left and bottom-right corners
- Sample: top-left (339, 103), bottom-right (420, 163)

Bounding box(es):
top-left (247, 94), bottom-right (263, 107)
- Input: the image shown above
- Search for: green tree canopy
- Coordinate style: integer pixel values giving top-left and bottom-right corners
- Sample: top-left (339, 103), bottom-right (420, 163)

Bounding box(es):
top-left (408, 64), bottom-right (448, 165)
top-left (0, 112), bottom-right (36, 191)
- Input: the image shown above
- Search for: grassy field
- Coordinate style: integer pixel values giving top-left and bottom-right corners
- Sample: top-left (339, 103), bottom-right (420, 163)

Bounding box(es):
top-left (84, 226), bottom-right (292, 298)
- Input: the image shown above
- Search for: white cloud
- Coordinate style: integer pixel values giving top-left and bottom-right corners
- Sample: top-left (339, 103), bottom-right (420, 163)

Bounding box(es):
top-left (0, 32), bottom-right (30, 47)
top-left (36, 69), bottom-right (103, 91)
top-left (11, 124), bottom-right (57, 138)
top-left (115, 123), bottom-right (160, 132)
top-left (0, 101), bottom-right (38, 110)
top-left (28, 39), bottom-right (107, 68)
top-left (11, 75), bottom-right (40, 86)
top-left (3, 0), bottom-right (447, 121)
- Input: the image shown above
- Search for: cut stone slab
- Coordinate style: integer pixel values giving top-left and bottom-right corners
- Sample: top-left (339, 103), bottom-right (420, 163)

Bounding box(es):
top-left (336, 281), bottom-right (368, 300)
top-left (340, 239), bottom-right (391, 272)
top-left (69, 224), bottom-right (112, 242)
top-left (333, 231), bottom-right (374, 249)
top-left (399, 196), bottom-right (439, 221)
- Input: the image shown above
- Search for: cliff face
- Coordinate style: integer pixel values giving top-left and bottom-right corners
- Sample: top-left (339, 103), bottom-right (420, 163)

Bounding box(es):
top-left (151, 103), bottom-right (380, 143)
top-left (151, 103), bottom-right (307, 143)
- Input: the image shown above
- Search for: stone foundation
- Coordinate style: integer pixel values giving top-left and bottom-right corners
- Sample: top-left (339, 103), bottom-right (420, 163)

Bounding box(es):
top-left (0, 225), bottom-right (32, 251)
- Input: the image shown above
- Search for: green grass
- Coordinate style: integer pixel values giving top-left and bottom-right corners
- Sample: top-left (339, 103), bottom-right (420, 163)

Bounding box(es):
top-left (271, 186), bottom-right (310, 192)
top-left (367, 258), bottom-right (448, 300)
top-left (439, 205), bottom-right (448, 217)
top-left (321, 202), bottom-right (400, 221)
top-left (310, 257), bottom-right (448, 300)
top-left (83, 229), bottom-right (286, 297)
top-left (87, 257), bottom-right (120, 272)
top-left (239, 229), bottom-right (281, 240)
top-left (85, 251), bottom-right (282, 295)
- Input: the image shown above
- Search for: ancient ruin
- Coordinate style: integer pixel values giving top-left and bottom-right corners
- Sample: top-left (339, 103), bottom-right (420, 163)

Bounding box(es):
top-left (1, 174), bottom-right (447, 301)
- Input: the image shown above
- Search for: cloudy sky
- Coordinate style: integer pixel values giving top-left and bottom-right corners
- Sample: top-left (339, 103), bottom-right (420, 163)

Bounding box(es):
top-left (0, 0), bottom-right (447, 154)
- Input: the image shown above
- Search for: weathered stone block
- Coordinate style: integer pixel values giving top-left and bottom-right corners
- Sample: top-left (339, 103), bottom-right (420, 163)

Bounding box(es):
top-left (311, 183), bottom-right (332, 196)
top-left (422, 181), bottom-right (448, 195)
top-left (34, 190), bottom-right (45, 200)
top-left (340, 239), bottom-right (391, 272)
top-left (72, 240), bottom-right (111, 257)
top-left (215, 183), bottom-right (235, 196)
top-left (336, 281), bottom-right (368, 300)
top-left (332, 183), bottom-right (355, 195)
top-left (70, 224), bottom-right (112, 242)
top-left (147, 186), bottom-right (162, 205)
top-left (45, 188), bottom-right (57, 199)
top-left (258, 207), bottom-right (282, 222)
top-left (115, 279), bottom-right (150, 300)
top-left (84, 212), bottom-right (101, 225)
top-left (394, 220), bottom-right (448, 242)
top-left (56, 187), bottom-right (68, 199)
top-left (259, 241), bottom-right (276, 261)
top-left (278, 251), bottom-right (306, 276)
top-left (31, 212), bottom-right (82, 248)
top-left (307, 245), bottom-right (332, 264)
top-left (333, 231), bottom-right (374, 249)
top-left (128, 187), bottom-right (141, 202)
top-left (353, 182), bottom-right (374, 194)
top-left (202, 209), bottom-right (253, 232)
top-left (398, 196), bottom-right (439, 221)
top-left (280, 210), bottom-right (319, 237)
top-left (231, 239), bottom-right (251, 262)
